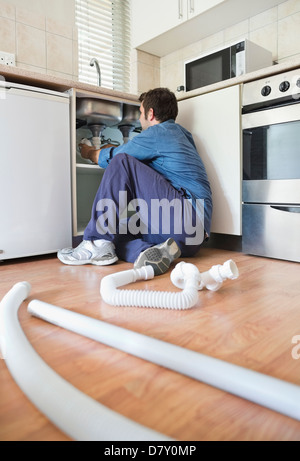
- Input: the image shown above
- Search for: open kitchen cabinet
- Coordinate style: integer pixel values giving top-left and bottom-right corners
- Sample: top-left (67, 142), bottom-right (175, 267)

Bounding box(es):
top-left (69, 89), bottom-right (140, 239)
top-left (177, 85), bottom-right (242, 236)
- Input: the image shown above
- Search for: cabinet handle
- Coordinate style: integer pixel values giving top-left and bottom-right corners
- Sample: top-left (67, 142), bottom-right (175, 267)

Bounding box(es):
top-left (178, 0), bottom-right (183, 19)
top-left (189, 0), bottom-right (194, 14)
top-left (271, 206), bottom-right (300, 214)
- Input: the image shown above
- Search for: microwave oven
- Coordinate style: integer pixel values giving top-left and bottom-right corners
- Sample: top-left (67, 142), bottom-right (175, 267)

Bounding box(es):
top-left (184, 39), bottom-right (272, 92)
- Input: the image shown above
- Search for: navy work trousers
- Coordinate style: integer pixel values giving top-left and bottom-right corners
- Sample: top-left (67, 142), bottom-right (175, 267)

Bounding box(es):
top-left (84, 153), bottom-right (204, 262)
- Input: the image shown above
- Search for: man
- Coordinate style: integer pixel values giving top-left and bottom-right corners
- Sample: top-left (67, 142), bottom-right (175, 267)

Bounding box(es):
top-left (58, 88), bottom-right (212, 275)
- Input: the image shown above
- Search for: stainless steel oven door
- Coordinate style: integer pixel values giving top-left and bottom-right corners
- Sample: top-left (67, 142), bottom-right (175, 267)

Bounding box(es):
top-left (242, 203), bottom-right (300, 262)
top-left (242, 103), bottom-right (300, 204)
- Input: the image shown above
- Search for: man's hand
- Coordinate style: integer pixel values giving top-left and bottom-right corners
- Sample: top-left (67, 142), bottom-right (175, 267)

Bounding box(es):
top-left (79, 143), bottom-right (117, 164)
top-left (79, 143), bottom-right (100, 164)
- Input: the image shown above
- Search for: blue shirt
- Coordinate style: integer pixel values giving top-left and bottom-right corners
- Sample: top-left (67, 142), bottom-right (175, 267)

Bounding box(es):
top-left (99, 119), bottom-right (212, 234)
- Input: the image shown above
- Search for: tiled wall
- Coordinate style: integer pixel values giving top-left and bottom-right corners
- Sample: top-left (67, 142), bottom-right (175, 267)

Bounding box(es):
top-left (1, 0), bottom-right (299, 92)
top-left (0, 0), bottom-right (78, 80)
top-left (130, 49), bottom-right (160, 95)
top-left (137, 0), bottom-right (300, 94)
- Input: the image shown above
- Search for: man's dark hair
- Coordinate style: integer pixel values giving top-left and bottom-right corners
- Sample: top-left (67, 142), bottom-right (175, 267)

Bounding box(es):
top-left (139, 88), bottom-right (178, 122)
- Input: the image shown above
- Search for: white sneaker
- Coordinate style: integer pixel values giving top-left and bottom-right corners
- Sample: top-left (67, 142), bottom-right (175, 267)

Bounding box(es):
top-left (134, 238), bottom-right (181, 275)
top-left (57, 240), bottom-right (118, 266)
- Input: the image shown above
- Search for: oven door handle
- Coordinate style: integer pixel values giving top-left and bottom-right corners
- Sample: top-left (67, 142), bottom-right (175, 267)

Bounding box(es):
top-left (242, 103), bottom-right (300, 129)
top-left (271, 205), bottom-right (300, 213)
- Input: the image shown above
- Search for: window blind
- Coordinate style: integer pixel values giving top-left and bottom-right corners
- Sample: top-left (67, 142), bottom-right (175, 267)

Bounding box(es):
top-left (75, 0), bottom-right (131, 92)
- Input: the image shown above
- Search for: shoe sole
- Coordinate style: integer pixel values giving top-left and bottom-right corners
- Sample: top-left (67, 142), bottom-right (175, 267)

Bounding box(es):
top-left (57, 254), bottom-right (118, 266)
top-left (134, 238), bottom-right (181, 275)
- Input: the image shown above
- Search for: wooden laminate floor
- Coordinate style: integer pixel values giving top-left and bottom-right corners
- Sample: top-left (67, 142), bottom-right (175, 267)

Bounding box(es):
top-left (0, 248), bottom-right (300, 441)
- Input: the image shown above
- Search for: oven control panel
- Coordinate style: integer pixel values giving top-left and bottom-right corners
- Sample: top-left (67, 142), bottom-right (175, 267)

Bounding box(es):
top-left (243, 68), bottom-right (300, 106)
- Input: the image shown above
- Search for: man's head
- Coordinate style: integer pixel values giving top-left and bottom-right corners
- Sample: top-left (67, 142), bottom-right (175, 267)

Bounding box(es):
top-left (138, 88), bottom-right (178, 130)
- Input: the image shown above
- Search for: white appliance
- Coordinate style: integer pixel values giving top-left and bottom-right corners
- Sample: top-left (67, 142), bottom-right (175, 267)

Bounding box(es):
top-left (184, 39), bottom-right (272, 91)
top-left (0, 81), bottom-right (72, 260)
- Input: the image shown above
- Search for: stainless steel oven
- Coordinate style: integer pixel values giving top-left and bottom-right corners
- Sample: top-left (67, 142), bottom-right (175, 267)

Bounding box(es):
top-left (242, 68), bottom-right (300, 262)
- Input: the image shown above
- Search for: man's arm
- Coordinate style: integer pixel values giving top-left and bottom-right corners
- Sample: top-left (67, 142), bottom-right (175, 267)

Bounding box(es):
top-left (79, 143), bottom-right (115, 164)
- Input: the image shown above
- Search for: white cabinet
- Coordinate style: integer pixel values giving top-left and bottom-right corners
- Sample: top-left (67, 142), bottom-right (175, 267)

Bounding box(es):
top-left (131, 0), bottom-right (185, 48)
top-left (131, 0), bottom-right (285, 57)
top-left (0, 83), bottom-right (72, 260)
top-left (131, 0), bottom-right (225, 50)
top-left (177, 85), bottom-right (242, 235)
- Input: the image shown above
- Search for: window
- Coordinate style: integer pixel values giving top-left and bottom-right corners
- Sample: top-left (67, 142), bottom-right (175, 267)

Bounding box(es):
top-left (75, 0), bottom-right (131, 92)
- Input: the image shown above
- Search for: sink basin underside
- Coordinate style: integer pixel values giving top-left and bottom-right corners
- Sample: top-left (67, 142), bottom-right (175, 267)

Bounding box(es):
top-left (76, 98), bottom-right (141, 128)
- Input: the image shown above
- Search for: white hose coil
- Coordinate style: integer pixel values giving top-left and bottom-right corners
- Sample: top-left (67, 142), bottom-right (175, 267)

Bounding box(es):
top-left (28, 299), bottom-right (300, 422)
top-left (0, 282), bottom-right (172, 441)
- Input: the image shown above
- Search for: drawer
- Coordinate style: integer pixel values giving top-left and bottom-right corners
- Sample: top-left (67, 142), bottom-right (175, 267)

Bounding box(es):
top-left (242, 203), bottom-right (300, 263)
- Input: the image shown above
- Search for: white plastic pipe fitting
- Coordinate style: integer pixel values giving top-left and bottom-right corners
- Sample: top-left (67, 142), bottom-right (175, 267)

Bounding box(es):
top-left (0, 282), bottom-right (171, 441)
top-left (171, 259), bottom-right (239, 292)
top-left (100, 260), bottom-right (239, 309)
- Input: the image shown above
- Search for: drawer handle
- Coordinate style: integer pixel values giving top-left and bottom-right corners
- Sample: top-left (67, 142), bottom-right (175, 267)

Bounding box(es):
top-left (271, 206), bottom-right (300, 213)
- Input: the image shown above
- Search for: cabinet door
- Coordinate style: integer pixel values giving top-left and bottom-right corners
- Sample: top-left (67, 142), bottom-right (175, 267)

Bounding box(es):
top-left (0, 87), bottom-right (72, 259)
top-left (177, 85), bottom-right (241, 235)
top-left (131, 0), bottom-right (226, 49)
top-left (131, 0), bottom-right (187, 48)
top-left (187, 0), bottom-right (225, 19)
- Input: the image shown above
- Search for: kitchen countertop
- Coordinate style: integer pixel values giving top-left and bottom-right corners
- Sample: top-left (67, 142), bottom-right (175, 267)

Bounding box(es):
top-left (0, 63), bottom-right (139, 102)
top-left (1, 57), bottom-right (300, 102)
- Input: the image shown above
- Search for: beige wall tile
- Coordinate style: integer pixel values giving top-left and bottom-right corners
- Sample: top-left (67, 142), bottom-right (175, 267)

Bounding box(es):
top-left (46, 68), bottom-right (73, 79)
top-left (0, 16), bottom-right (15, 53)
top-left (278, 52), bottom-right (300, 63)
top-left (16, 62), bottom-right (46, 73)
top-left (250, 22), bottom-right (278, 61)
top-left (278, 11), bottom-right (300, 59)
top-left (224, 19), bottom-right (249, 43)
top-left (16, 5), bottom-right (45, 29)
top-left (0, 0), bottom-right (15, 19)
top-left (47, 33), bottom-right (73, 75)
top-left (161, 60), bottom-right (184, 93)
top-left (180, 42), bottom-right (203, 62)
top-left (1, 0), bottom-right (77, 77)
top-left (137, 61), bottom-right (160, 93)
top-left (161, 48), bottom-right (183, 67)
top-left (278, 0), bottom-right (300, 18)
top-left (16, 22), bottom-right (46, 67)
top-left (46, 17), bottom-right (73, 39)
top-left (136, 50), bottom-right (160, 67)
top-left (250, 7), bottom-right (277, 31)
top-left (278, 51), bottom-right (300, 63)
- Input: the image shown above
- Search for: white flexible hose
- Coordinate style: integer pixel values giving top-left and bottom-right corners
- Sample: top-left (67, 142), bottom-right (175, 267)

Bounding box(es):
top-left (27, 299), bottom-right (300, 422)
top-left (100, 260), bottom-right (239, 309)
top-left (0, 282), bottom-right (172, 441)
top-left (100, 265), bottom-right (200, 310)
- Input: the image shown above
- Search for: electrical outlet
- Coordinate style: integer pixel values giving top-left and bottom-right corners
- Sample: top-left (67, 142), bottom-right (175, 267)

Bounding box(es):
top-left (0, 51), bottom-right (15, 66)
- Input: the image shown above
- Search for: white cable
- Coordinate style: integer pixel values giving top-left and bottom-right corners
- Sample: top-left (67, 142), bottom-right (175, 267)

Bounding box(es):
top-left (28, 299), bottom-right (300, 422)
top-left (0, 282), bottom-right (172, 441)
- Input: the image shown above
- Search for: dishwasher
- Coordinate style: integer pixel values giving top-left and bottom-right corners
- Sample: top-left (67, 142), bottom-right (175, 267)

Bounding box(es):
top-left (0, 81), bottom-right (72, 260)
